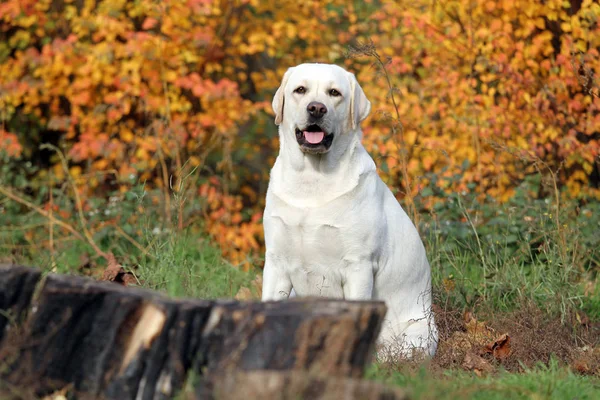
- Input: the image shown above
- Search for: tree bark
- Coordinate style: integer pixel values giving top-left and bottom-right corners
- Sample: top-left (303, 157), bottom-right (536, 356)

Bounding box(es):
top-left (0, 265), bottom-right (387, 400)
top-left (0, 264), bottom-right (41, 343)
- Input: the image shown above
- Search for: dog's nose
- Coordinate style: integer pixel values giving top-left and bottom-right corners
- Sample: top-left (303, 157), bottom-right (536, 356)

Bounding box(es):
top-left (307, 101), bottom-right (327, 119)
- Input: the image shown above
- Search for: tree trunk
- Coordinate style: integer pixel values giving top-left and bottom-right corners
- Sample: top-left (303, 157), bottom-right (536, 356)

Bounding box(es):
top-left (0, 265), bottom-right (387, 400)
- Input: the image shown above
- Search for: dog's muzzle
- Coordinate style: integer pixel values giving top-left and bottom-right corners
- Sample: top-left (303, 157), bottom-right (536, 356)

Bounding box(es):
top-left (295, 124), bottom-right (334, 154)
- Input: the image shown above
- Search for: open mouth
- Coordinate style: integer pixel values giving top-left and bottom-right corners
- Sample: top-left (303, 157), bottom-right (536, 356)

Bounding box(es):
top-left (295, 124), bottom-right (334, 153)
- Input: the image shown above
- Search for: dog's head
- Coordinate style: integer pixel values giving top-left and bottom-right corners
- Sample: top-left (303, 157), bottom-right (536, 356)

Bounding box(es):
top-left (272, 63), bottom-right (371, 155)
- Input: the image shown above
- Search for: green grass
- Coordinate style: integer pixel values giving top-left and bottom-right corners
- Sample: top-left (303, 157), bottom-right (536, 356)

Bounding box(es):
top-left (136, 230), bottom-right (255, 299)
top-left (1, 175), bottom-right (600, 399)
top-left (366, 359), bottom-right (600, 400)
top-left (0, 227), bottom-right (254, 300)
top-left (421, 176), bottom-right (600, 319)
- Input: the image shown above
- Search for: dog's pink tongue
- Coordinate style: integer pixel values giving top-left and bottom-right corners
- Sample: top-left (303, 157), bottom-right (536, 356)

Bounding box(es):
top-left (304, 131), bottom-right (324, 144)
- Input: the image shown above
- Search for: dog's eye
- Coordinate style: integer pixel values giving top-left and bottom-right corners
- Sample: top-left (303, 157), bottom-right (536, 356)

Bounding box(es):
top-left (294, 86), bottom-right (306, 94)
top-left (329, 89), bottom-right (341, 97)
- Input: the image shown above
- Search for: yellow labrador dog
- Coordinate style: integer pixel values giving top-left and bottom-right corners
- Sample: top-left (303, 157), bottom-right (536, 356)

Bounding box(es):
top-left (262, 63), bottom-right (438, 358)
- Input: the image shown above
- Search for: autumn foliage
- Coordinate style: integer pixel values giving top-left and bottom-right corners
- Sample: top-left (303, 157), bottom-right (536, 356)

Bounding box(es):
top-left (1, 0), bottom-right (599, 267)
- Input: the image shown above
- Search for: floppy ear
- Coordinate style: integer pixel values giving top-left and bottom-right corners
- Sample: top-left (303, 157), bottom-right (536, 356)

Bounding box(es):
top-left (272, 67), bottom-right (295, 126)
top-left (348, 72), bottom-right (371, 130)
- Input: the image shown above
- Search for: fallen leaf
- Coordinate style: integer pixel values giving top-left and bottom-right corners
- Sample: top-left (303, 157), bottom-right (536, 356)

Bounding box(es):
top-left (235, 286), bottom-right (254, 301)
top-left (571, 346), bottom-right (599, 375)
top-left (572, 358), bottom-right (590, 374)
top-left (101, 257), bottom-right (121, 281)
top-left (101, 254), bottom-right (136, 286)
top-left (481, 333), bottom-right (511, 360)
top-left (444, 312), bottom-right (497, 356)
top-left (463, 350), bottom-right (493, 376)
top-left (464, 312), bottom-right (496, 343)
top-left (235, 275), bottom-right (263, 300)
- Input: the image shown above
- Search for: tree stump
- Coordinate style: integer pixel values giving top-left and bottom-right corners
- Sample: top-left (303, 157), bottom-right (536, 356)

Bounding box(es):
top-left (0, 265), bottom-right (41, 343)
top-left (0, 265), bottom-right (387, 400)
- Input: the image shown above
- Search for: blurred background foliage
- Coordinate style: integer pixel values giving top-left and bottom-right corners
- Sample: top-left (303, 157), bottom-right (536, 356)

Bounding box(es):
top-left (1, 0), bottom-right (599, 271)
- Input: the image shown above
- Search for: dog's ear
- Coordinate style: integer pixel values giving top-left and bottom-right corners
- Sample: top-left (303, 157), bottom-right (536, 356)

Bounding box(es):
top-left (348, 72), bottom-right (371, 130)
top-left (272, 67), bottom-right (295, 126)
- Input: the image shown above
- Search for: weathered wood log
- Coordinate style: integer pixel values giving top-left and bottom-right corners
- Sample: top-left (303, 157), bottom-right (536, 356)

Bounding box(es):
top-left (0, 266), bottom-right (387, 400)
top-left (203, 370), bottom-right (409, 400)
top-left (0, 264), bottom-right (41, 343)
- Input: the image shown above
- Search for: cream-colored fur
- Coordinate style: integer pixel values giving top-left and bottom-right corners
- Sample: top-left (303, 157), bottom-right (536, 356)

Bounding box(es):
top-left (261, 63), bottom-right (438, 357)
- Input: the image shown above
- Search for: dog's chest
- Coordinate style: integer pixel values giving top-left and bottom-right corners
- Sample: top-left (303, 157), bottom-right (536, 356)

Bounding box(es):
top-left (268, 205), bottom-right (346, 262)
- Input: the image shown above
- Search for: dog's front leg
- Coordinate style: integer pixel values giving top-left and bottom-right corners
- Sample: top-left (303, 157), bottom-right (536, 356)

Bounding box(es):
top-left (262, 255), bottom-right (293, 301)
top-left (342, 267), bottom-right (374, 300)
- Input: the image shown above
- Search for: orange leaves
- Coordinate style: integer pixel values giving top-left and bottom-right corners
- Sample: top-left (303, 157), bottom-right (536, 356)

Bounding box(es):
top-left (0, 1), bottom-right (20, 20)
top-left (0, 130), bottom-right (22, 157)
top-left (175, 73), bottom-right (240, 100)
top-left (354, 0), bottom-right (600, 201)
top-left (199, 180), bottom-right (263, 270)
top-left (482, 333), bottom-right (512, 360)
top-left (142, 18), bottom-right (158, 30)
top-left (1, 0), bottom-right (600, 267)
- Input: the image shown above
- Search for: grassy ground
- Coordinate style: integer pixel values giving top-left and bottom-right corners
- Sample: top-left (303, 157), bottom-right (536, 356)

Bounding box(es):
top-left (366, 360), bottom-right (600, 400)
top-left (1, 176), bottom-right (600, 399)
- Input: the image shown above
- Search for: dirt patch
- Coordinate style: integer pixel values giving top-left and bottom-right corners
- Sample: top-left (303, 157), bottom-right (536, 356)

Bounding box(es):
top-left (429, 299), bottom-right (600, 375)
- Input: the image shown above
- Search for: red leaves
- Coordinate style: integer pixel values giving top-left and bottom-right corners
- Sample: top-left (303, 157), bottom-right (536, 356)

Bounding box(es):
top-left (142, 17), bottom-right (158, 30)
top-left (68, 133), bottom-right (109, 161)
top-left (175, 73), bottom-right (240, 99)
top-left (1, 0), bottom-right (599, 270)
top-left (0, 130), bottom-right (22, 157)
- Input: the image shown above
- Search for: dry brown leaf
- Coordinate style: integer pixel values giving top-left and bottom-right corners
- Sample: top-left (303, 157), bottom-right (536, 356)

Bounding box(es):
top-left (571, 346), bottom-right (599, 375)
top-left (235, 275), bottom-right (263, 300)
top-left (443, 312), bottom-right (497, 356)
top-left (101, 257), bottom-right (121, 281)
top-left (235, 286), bottom-right (254, 301)
top-left (464, 312), bottom-right (496, 346)
top-left (101, 254), bottom-right (136, 286)
top-left (463, 350), bottom-right (493, 376)
top-left (572, 358), bottom-right (591, 374)
top-left (481, 333), bottom-right (511, 360)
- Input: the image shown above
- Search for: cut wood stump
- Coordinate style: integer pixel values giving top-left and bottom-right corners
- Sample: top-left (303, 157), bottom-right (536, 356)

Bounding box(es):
top-left (0, 265), bottom-right (388, 400)
top-left (0, 265), bottom-right (41, 343)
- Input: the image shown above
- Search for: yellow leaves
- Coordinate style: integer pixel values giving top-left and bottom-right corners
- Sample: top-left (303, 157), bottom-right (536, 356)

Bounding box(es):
top-left (64, 5), bottom-right (78, 20)
top-left (70, 166), bottom-right (82, 179)
top-left (1, 0), bottom-right (600, 268)
top-left (8, 30), bottom-right (32, 49)
top-left (18, 14), bottom-right (37, 28)
top-left (119, 127), bottom-right (134, 143)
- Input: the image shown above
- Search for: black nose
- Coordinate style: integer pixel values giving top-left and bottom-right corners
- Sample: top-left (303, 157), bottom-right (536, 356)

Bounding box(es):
top-left (307, 101), bottom-right (327, 119)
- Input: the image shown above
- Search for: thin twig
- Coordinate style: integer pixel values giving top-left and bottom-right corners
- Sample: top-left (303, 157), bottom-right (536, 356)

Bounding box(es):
top-left (0, 185), bottom-right (89, 249)
top-left (40, 144), bottom-right (109, 260)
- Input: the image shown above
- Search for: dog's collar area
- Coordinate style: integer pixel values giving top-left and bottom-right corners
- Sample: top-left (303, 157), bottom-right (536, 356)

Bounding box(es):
top-left (295, 125), bottom-right (334, 154)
